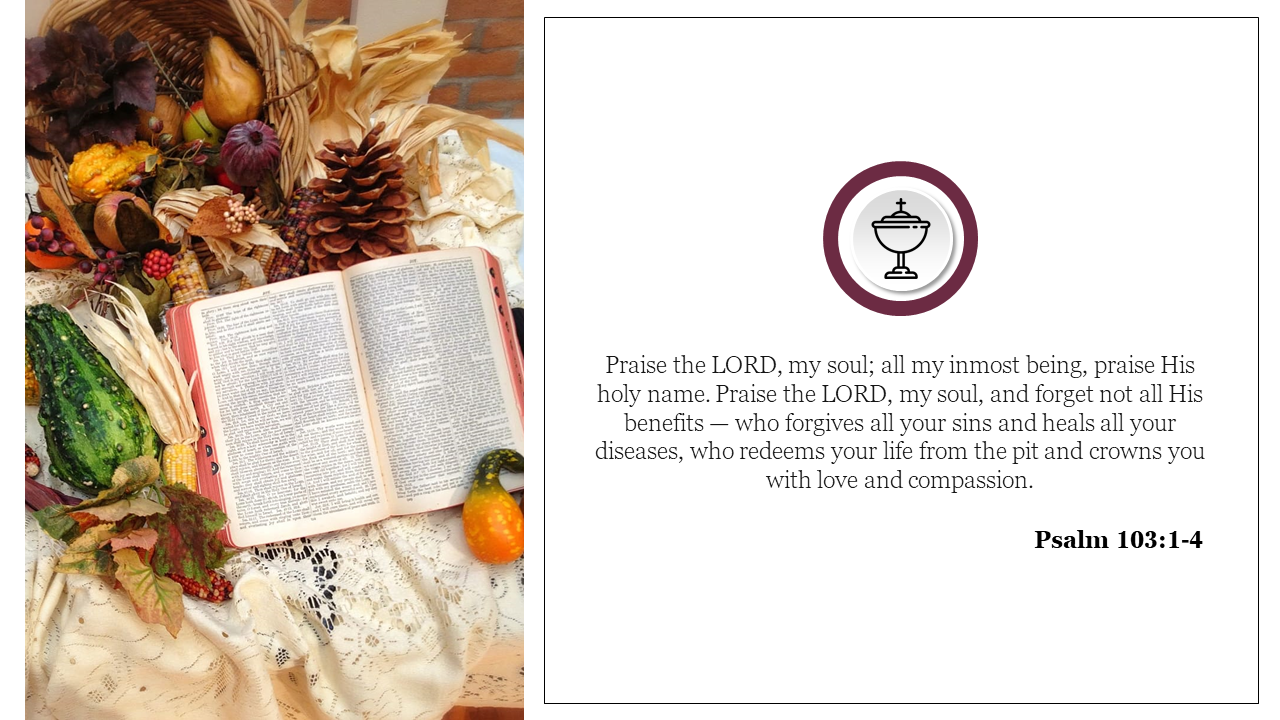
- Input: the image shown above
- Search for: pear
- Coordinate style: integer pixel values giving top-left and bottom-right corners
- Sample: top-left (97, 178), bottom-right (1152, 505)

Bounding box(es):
top-left (201, 36), bottom-right (265, 130)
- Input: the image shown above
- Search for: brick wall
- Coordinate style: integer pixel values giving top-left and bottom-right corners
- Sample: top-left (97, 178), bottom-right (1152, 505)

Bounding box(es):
top-left (268, 0), bottom-right (523, 118)
top-left (435, 0), bottom-right (524, 118)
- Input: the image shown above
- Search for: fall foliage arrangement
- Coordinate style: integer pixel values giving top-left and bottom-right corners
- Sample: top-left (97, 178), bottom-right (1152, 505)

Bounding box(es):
top-left (25, 0), bottom-right (526, 636)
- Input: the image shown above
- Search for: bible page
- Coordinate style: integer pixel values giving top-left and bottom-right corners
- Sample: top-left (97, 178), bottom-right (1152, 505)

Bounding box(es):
top-left (344, 248), bottom-right (524, 516)
top-left (186, 272), bottom-right (390, 547)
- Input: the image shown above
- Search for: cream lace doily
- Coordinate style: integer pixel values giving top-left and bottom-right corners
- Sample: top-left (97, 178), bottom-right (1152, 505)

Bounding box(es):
top-left (26, 510), bottom-right (523, 719)
top-left (25, 410), bottom-right (523, 719)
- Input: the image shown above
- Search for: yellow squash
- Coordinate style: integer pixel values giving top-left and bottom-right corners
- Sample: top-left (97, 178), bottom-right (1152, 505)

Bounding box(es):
top-left (67, 142), bottom-right (156, 202)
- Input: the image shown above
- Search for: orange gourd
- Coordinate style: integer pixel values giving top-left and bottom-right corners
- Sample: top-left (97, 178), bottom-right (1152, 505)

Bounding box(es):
top-left (462, 449), bottom-right (524, 564)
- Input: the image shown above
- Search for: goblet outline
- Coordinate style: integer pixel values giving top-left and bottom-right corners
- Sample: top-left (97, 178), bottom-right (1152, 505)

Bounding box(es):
top-left (871, 198), bottom-right (930, 280)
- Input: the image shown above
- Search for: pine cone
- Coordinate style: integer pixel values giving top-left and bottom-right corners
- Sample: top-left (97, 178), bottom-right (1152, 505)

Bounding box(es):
top-left (305, 122), bottom-right (413, 272)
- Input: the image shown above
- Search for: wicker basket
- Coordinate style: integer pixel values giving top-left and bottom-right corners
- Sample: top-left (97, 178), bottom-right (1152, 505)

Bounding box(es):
top-left (28, 0), bottom-right (315, 212)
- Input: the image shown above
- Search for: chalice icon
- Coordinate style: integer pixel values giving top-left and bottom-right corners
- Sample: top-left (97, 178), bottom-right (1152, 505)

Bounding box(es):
top-left (872, 198), bottom-right (930, 280)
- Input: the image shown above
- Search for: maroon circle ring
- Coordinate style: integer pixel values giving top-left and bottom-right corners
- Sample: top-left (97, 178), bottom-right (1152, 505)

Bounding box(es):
top-left (824, 162), bottom-right (978, 316)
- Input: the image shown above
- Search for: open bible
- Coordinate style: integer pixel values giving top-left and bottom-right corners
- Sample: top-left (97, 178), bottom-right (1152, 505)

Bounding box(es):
top-left (167, 247), bottom-right (524, 548)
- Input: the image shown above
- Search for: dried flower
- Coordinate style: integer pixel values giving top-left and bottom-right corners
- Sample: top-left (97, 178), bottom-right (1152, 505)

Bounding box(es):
top-left (222, 198), bottom-right (260, 234)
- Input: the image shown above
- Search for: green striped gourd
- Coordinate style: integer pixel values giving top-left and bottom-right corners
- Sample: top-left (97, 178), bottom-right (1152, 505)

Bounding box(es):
top-left (25, 304), bottom-right (159, 493)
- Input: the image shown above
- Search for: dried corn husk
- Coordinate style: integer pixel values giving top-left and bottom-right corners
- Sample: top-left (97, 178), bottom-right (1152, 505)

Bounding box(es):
top-left (154, 186), bottom-right (235, 245)
top-left (68, 290), bottom-right (199, 447)
top-left (290, 0), bottom-right (520, 180)
top-left (155, 187), bottom-right (288, 288)
top-left (379, 103), bottom-right (524, 173)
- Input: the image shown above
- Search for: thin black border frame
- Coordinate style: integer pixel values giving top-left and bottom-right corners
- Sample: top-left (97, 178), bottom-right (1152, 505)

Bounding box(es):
top-left (543, 15), bottom-right (1261, 706)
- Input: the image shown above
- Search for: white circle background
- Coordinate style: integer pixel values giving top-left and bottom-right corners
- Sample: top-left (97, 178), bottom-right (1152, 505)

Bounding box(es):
top-left (837, 175), bottom-right (967, 302)
top-left (850, 189), bottom-right (953, 293)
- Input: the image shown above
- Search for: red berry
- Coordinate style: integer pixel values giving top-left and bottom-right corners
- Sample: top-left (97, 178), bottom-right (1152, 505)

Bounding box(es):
top-left (165, 569), bottom-right (232, 603)
top-left (143, 249), bottom-right (174, 278)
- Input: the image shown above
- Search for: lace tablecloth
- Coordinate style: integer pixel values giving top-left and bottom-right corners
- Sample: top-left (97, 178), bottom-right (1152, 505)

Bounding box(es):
top-left (25, 409), bottom-right (524, 719)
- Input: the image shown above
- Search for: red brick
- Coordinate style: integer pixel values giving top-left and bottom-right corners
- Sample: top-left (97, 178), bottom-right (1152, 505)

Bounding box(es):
top-left (510, 102), bottom-right (523, 118)
top-left (446, 0), bottom-right (522, 20)
top-left (444, 21), bottom-right (480, 47)
top-left (468, 78), bottom-right (522, 103)
top-left (269, 0), bottom-right (295, 18)
top-left (445, 49), bottom-right (521, 78)
top-left (481, 19), bottom-right (523, 49)
top-left (429, 83), bottom-right (463, 107)
top-left (467, 106), bottom-right (508, 119)
top-left (307, 0), bottom-right (351, 20)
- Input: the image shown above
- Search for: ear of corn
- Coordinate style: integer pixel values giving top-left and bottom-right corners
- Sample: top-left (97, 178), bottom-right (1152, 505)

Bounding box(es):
top-left (161, 443), bottom-right (198, 491)
top-left (238, 244), bottom-right (277, 290)
top-left (165, 247), bottom-right (209, 306)
top-left (25, 348), bottom-right (39, 406)
top-left (260, 187), bottom-right (319, 284)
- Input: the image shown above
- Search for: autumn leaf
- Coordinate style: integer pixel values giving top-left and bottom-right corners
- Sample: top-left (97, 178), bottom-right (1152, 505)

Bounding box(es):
top-left (149, 484), bottom-right (230, 589)
top-left (68, 457), bottom-right (161, 515)
top-left (55, 524), bottom-right (118, 576)
top-left (109, 528), bottom-right (159, 553)
top-left (34, 505), bottom-right (81, 543)
top-left (68, 511), bottom-right (107, 532)
top-left (78, 496), bottom-right (168, 523)
top-left (186, 197), bottom-right (234, 238)
top-left (153, 163), bottom-right (186, 199)
top-left (114, 548), bottom-right (184, 638)
top-left (114, 456), bottom-right (161, 487)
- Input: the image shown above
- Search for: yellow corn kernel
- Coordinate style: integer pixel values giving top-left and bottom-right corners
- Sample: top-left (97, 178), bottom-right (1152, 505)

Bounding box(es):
top-left (162, 443), bottom-right (198, 491)
top-left (165, 247), bottom-right (209, 306)
top-left (25, 349), bottom-right (39, 406)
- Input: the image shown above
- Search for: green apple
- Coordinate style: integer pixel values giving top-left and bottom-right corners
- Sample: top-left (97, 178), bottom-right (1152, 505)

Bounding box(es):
top-left (181, 101), bottom-right (226, 146)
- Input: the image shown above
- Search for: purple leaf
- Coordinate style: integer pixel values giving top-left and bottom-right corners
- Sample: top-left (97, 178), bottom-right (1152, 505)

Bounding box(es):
top-left (26, 20), bottom-right (156, 160)
top-left (55, 74), bottom-right (110, 127)
top-left (70, 20), bottom-right (111, 64)
top-left (45, 116), bottom-right (80, 160)
top-left (112, 58), bottom-right (156, 111)
top-left (50, 76), bottom-right (88, 111)
top-left (40, 27), bottom-right (85, 79)
top-left (112, 31), bottom-right (146, 63)
top-left (26, 37), bottom-right (50, 92)
top-left (81, 105), bottom-right (142, 147)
